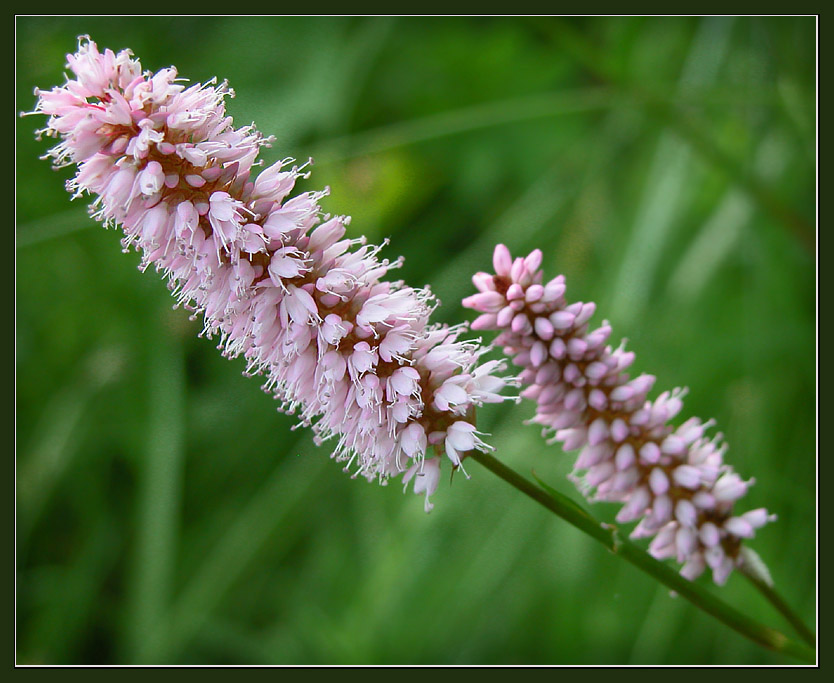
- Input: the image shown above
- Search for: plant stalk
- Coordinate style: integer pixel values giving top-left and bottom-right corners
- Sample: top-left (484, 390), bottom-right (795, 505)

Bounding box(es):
top-left (469, 450), bottom-right (815, 664)
top-left (740, 567), bottom-right (815, 648)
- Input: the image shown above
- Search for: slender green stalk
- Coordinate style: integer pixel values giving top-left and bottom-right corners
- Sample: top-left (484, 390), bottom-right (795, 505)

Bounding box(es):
top-left (741, 567), bottom-right (816, 648)
top-left (469, 451), bottom-right (815, 664)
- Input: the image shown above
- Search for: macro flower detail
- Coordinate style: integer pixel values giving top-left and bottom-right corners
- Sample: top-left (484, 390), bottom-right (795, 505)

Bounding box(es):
top-left (463, 244), bottom-right (776, 584)
top-left (29, 37), bottom-right (516, 511)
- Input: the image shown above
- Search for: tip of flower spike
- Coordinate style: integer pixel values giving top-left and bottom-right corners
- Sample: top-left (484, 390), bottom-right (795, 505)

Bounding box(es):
top-left (464, 242), bottom-right (777, 583)
top-left (738, 547), bottom-right (774, 587)
top-left (493, 244), bottom-right (512, 276)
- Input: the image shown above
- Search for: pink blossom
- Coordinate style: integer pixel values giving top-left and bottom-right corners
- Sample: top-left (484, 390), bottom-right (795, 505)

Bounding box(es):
top-left (463, 244), bottom-right (776, 584)
top-left (30, 37), bottom-right (516, 510)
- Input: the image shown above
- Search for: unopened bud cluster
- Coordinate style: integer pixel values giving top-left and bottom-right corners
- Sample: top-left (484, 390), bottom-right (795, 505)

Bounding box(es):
top-left (463, 244), bottom-right (775, 584)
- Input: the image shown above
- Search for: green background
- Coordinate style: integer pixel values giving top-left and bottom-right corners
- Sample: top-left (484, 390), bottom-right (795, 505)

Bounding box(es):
top-left (16, 16), bottom-right (816, 664)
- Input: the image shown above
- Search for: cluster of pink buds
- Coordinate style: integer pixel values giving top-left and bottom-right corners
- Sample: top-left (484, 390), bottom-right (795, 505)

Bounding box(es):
top-left (463, 244), bottom-right (775, 584)
top-left (29, 37), bottom-right (516, 511)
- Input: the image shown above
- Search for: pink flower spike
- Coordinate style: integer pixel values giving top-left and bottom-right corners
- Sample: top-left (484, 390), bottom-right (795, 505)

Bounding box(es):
top-left (742, 508), bottom-right (777, 528)
top-left (680, 554), bottom-right (706, 581)
top-left (724, 517), bottom-right (755, 539)
top-left (525, 284), bottom-right (544, 303)
top-left (699, 522), bottom-right (721, 548)
top-left (587, 418), bottom-right (609, 446)
top-left (462, 291), bottom-right (505, 313)
top-left (524, 249), bottom-right (543, 273)
top-left (675, 499), bottom-right (698, 528)
top-left (616, 487), bottom-right (650, 523)
top-left (714, 473), bottom-right (753, 502)
top-left (444, 421), bottom-right (491, 470)
top-left (534, 316), bottom-right (555, 341)
top-left (542, 278), bottom-right (566, 302)
top-left (615, 443), bottom-right (636, 470)
top-left (673, 465), bottom-right (702, 490)
top-left (463, 242), bottom-right (775, 585)
top-left (661, 434), bottom-right (686, 456)
top-left (549, 337), bottom-right (567, 360)
top-left (492, 244), bottom-right (512, 276)
top-left (403, 457), bottom-right (441, 513)
top-left (472, 271), bottom-right (495, 292)
top-left (610, 418), bottom-right (629, 442)
top-left (496, 306), bottom-right (515, 328)
top-left (400, 422), bottom-right (427, 459)
top-left (639, 442), bottom-right (661, 464)
top-left (549, 311), bottom-right (575, 330)
top-left (649, 468), bottom-right (669, 496)
top-left (31, 38), bottom-right (517, 512)
top-left (506, 283), bottom-right (525, 301)
top-left (471, 313), bottom-right (498, 331)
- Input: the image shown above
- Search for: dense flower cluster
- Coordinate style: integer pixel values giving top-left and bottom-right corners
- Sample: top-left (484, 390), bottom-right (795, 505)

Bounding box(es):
top-left (30, 37), bottom-right (515, 511)
top-left (463, 244), bottom-right (775, 584)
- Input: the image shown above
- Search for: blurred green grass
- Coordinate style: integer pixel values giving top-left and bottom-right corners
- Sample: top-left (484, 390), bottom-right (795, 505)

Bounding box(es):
top-left (15, 17), bottom-right (815, 664)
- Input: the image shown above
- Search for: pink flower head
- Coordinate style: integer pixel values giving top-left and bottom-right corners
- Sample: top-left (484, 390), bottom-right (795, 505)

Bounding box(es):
top-left (463, 244), bottom-right (776, 583)
top-left (30, 37), bottom-right (516, 509)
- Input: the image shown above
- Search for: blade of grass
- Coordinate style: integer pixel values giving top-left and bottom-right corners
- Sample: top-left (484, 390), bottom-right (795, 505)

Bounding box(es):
top-left (17, 347), bottom-right (125, 537)
top-left (539, 18), bottom-right (815, 251)
top-left (124, 320), bottom-right (186, 663)
top-left (607, 17), bottom-right (734, 325)
top-left (22, 516), bottom-right (120, 663)
top-left (627, 584), bottom-right (686, 664)
top-left (234, 19), bottom-right (392, 159)
top-left (144, 449), bottom-right (327, 662)
top-left (311, 87), bottom-right (613, 163)
top-left (668, 132), bottom-right (791, 301)
top-left (194, 618), bottom-right (275, 664)
top-left (16, 207), bottom-right (95, 248)
top-left (317, 17), bottom-right (396, 139)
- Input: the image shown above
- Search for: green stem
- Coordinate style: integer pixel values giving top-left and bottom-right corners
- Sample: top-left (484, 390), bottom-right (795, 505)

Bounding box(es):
top-left (469, 451), bottom-right (815, 664)
top-left (741, 567), bottom-right (816, 648)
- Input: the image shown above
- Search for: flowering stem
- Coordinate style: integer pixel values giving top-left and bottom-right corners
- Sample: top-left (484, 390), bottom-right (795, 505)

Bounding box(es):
top-left (469, 451), bottom-right (815, 664)
top-left (740, 567), bottom-right (816, 648)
